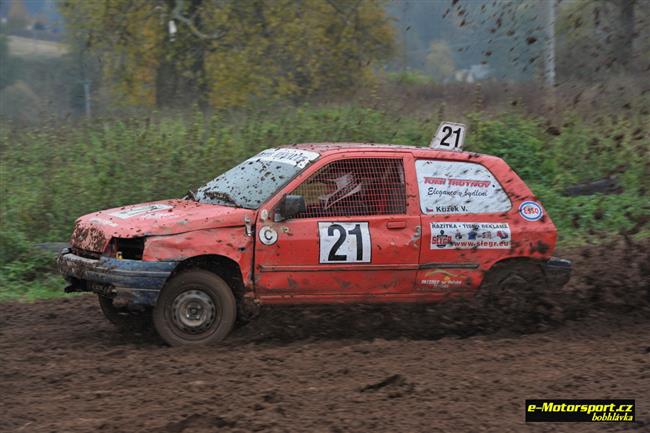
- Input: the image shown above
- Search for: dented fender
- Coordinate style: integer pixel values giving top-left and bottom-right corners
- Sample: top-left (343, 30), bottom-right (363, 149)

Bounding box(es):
top-left (143, 227), bottom-right (255, 287)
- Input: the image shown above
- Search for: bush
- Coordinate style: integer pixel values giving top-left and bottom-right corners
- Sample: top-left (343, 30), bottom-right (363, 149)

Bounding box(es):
top-left (0, 230), bottom-right (62, 301)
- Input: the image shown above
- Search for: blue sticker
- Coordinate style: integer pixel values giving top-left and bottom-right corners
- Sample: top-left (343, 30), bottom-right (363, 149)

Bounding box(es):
top-left (519, 201), bottom-right (544, 222)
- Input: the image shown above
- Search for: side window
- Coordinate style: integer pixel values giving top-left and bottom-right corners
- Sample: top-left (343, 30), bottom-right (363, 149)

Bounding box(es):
top-left (415, 160), bottom-right (511, 214)
top-left (290, 158), bottom-right (406, 218)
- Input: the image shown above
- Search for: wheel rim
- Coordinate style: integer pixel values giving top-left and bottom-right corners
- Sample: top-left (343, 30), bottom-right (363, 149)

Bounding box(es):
top-left (170, 289), bottom-right (217, 335)
top-left (495, 274), bottom-right (529, 309)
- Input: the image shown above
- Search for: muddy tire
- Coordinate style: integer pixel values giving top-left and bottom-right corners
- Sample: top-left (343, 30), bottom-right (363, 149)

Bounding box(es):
top-left (477, 262), bottom-right (552, 328)
top-left (153, 270), bottom-right (236, 346)
top-left (97, 295), bottom-right (152, 331)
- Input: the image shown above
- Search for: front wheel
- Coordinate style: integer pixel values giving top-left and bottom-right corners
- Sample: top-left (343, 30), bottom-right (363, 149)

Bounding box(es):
top-left (153, 270), bottom-right (237, 346)
top-left (98, 294), bottom-right (152, 331)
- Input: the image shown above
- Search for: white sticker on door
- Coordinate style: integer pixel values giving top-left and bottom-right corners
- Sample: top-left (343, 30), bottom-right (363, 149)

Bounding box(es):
top-left (319, 222), bottom-right (371, 263)
top-left (430, 222), bottom-right (511, 249)
top-left (415, 160), bottom-right (511, 214)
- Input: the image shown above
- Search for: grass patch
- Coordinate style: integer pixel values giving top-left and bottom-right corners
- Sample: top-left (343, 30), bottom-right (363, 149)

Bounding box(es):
top-left (0, 274), bottom-right (69, 302)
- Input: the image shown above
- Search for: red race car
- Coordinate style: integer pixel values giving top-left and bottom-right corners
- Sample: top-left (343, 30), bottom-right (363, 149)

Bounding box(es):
top-left (58, 122), bottom-right (571, 345)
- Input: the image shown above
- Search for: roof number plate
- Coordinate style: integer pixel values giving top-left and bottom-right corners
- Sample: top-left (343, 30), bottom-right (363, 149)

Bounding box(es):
top-left (430, 122), bottom-right (466, 151)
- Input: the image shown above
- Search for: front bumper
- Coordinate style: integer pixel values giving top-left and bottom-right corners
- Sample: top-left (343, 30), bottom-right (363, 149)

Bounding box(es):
top-left (543, 257), bottom-right (572, 288)
top-left (57, 248), bottom-right (177, 305)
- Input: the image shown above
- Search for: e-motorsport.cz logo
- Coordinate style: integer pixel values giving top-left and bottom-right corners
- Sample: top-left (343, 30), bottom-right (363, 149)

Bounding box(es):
top-left (525, 399), bottom-right (635, 422)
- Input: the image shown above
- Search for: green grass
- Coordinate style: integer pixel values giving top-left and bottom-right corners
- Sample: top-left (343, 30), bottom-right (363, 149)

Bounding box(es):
top-left (0, 244), bottom-right (66, 301)
top-left (384, 70), bottom-right (434, 86)
top-left (1, 105), bottom-right (648, 301)
top-left (0, 274), bottom-right (69, 302)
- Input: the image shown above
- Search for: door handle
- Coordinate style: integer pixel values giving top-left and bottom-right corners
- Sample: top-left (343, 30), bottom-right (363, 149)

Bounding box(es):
top-left (386, 221), bottom-right (407, 229)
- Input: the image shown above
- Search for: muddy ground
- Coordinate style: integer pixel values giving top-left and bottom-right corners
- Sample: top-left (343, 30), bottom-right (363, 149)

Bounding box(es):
top-left (1, 240), bottom-right (648, 433)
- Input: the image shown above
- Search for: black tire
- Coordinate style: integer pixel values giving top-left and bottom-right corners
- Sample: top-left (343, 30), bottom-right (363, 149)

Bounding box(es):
top-left (153, 270), bottom-right (236, 346)
top-left (97, 294), bottom-right (152, 331)
top-left (476, 262), bottom-right (551, 328)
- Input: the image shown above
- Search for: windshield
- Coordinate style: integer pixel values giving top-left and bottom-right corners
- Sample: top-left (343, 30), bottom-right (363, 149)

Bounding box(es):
top-left (195, 148), bottom-right (319, 209)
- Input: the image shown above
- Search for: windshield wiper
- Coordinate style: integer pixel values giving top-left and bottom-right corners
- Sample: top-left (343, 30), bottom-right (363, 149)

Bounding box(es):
top-left (184, 189), bottom-right (197, 201)
top-left (203, 190), bottom-right (240, 207)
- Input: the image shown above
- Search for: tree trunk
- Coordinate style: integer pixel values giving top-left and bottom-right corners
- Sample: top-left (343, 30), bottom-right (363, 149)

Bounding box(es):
top-left (617, 0), bottom-right (635, 72)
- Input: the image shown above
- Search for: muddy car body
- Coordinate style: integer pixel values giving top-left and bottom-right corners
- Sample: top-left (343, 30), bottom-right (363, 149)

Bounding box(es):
top-left (58, 143), bottom-right (571, 345)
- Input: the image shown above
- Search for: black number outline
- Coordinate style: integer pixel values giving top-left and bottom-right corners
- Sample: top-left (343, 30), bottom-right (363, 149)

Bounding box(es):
top-left (439, 126), bottom-right (453, 147)
top-left (327, 224), bottom-right (347, 261)
top-left (439, 125), bottom-right (463, 149)
top-left (348, 224), bottom-right (363, 261)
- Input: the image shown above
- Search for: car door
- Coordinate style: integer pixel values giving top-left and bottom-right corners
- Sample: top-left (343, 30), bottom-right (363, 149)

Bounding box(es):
top-left (414, 158), bottom-right (514, 295)
top-left (254, 153), bottom-right (421, 300)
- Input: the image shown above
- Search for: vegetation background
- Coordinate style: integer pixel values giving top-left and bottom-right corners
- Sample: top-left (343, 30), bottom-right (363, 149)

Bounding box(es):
top-left (0, 0), bottom-right (648, 300)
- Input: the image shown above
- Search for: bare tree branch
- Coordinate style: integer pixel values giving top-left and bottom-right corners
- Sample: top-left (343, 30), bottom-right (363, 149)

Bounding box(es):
top-left (171, 0), bottom-right (226, 40)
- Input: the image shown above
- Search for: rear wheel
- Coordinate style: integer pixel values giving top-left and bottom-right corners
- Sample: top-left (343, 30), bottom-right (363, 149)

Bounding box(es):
top-left (97, 294), bottom-right (152, 331)
top-left (153, 270), bottom-right (236, 346)
top-left (477, 262), bottom-right (552, 328)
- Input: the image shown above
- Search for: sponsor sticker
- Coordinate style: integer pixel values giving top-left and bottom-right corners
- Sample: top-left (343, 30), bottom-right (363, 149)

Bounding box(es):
top-left (429, 222), bottom-right (511, 249)
top-left (109, 204), bottom-right (173, 219)
top-left (89, 217), bottom-right (118, 227)
top-left (256, 148), bottom-right (319, 168)
top-left (519, 201), bottom-right (544, 222)
top-left (415, 160), bottom-right (511, 215)
top-left (418, 269), bottom-right (466, 290)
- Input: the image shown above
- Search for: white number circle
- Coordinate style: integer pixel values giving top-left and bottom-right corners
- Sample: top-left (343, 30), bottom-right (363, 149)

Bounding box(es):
top-left (259, 226), bottom-right (278, 245)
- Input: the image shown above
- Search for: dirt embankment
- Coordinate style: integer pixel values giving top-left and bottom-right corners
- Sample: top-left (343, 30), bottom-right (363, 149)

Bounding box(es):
top-left (1, 240), bottom-right (648, 433)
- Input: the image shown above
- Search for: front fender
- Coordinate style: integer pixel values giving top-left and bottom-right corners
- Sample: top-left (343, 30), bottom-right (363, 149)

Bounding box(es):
top-left (143, 228), bottom-right (254, 287)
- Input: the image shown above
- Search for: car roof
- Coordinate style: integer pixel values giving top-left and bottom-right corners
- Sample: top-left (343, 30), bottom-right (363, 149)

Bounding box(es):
top-left (284, 142), bottom-right (419, 152)
top-left (282, 142), bottom-right (498, 162)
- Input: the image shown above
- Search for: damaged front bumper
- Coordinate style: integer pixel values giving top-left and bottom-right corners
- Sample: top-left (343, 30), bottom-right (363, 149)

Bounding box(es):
top-left (543, 257), bottom-right (572, 289)
top-left (57, 248), bottom-right (177, 306)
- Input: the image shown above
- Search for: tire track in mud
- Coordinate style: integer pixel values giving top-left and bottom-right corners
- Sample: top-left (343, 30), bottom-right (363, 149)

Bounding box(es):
top-left (1, 240), bottom-right (648, 433)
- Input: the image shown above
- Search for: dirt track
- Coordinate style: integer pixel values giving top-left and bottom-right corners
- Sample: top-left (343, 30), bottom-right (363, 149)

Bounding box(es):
top-left (1, 240), bottom-right (649, 433)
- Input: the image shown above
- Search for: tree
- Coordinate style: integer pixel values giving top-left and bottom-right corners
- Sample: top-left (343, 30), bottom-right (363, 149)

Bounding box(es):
top-left (386, 0), bottom-right (549, 81)
top-left (613, 0), bottom-right (636, 72)
top-left (424, 40), bottom-right (455, 82)
top-left (556, 0), bottom-right (647, 81)
top-left (0, 34), bottom-right (14, 90)
top-left (60, 0), bottom-right (395, 108)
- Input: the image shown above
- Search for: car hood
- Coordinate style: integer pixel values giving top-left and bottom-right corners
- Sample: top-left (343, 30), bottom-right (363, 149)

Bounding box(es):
top-left (70, 199), bottom-right (255, 253)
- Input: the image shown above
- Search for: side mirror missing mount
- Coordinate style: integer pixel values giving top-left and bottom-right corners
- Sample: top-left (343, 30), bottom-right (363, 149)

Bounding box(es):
top-left (274, 194), bottom-right (306, 222)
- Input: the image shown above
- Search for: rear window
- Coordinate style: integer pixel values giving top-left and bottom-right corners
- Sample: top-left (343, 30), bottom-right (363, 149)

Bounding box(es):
top-left (415, 160), bottom-right (511, 214)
